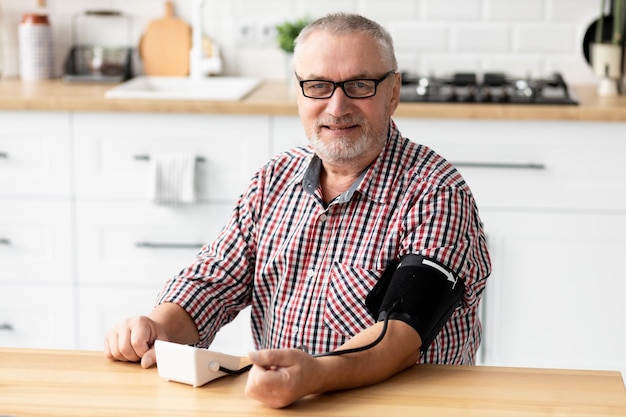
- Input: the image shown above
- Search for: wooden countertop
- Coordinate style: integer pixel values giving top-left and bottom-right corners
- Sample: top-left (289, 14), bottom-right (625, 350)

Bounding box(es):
top-left (1, 348), bottom-right (625, 417)
top-left (1, 78), bottom-right (626, 121)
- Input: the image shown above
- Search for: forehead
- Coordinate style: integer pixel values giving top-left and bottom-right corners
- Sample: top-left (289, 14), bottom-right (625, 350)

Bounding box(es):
top-left (294, 31), bottom-right (388, 79)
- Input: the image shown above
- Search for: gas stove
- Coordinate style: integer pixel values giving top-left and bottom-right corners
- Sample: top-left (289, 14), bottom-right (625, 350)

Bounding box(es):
top-left (399, 71), bottom-right (578, 105)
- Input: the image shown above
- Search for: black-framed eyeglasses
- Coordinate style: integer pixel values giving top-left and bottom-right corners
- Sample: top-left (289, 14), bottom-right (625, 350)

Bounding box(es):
top-left (296, 70), bottom-right (396, 99)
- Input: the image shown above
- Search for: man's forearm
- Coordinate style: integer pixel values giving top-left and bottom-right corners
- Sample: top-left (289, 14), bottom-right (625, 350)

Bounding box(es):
top-left (312, 320), bottom-right (421, 393)
top-left (245, 319), bottom-right (422, 408)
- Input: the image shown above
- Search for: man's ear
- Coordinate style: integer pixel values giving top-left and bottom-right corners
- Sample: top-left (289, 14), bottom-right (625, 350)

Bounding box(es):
top-left (388, 72), bottom-right (402, 115)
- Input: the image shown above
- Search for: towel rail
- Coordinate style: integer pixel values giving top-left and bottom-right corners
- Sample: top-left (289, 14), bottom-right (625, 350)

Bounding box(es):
top-left (134, 154), bottom-right (205, 162)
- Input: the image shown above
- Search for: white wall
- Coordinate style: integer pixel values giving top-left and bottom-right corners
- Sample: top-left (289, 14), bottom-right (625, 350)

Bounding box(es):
top-left (0, 0), bottom-right (606, 83)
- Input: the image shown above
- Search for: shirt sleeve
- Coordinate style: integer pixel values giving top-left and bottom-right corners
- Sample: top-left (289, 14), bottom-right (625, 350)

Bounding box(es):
top-left (155, 171), bottom-right (262, 348)
top-left (402, 182), bottom-right (492, 310)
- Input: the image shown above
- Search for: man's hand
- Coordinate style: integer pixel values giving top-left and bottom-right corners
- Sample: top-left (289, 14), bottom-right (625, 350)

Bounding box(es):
top-left (244, 321), bottom-right (421, 408)
top-left (104, 303), bottom-right (200, 369)
top-left (244, 349), bottom-right (323, 409)
top-left (104, 315), bottom-right (166, 369)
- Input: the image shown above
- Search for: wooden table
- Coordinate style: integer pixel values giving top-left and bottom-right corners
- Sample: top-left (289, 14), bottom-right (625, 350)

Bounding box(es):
top-left (1, 348), bottom-right (625, 417)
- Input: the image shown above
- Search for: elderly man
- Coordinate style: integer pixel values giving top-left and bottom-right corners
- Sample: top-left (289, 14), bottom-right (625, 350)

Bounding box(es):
top-left (105, 13), bottom-right (491, 409)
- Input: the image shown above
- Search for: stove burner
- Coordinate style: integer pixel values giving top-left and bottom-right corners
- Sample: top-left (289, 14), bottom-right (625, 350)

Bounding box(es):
top-left (400, 72), bottom-right (578, 105)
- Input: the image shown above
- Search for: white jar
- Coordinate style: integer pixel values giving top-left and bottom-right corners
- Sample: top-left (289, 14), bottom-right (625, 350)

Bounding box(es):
top-left (19, 13), bottom-right (54, 80)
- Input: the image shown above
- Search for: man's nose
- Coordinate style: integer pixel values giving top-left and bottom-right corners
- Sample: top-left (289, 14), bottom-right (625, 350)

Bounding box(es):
top-left (325, 86), bottom-right (353, 117)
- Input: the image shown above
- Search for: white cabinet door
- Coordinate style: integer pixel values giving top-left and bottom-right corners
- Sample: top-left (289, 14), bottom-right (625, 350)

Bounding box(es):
top-left (73, 112), bottom-right (271, 202)
top-left (0, 199), bottom-right (73, 285)
top-left (480, 210), bottom-right (626, 376)
top-left (0, 111), bottom-right (71, 197)
top-left (0, 285), bottom-right (76, 349)
top-left (394, 118), bottom-right (626, 211)
top-left (75, 200), bottom-right (234, 286)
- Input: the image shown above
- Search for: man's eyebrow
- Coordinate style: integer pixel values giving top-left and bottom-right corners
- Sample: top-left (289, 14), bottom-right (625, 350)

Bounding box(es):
top-left (301, 72), bottom-right (374, 80)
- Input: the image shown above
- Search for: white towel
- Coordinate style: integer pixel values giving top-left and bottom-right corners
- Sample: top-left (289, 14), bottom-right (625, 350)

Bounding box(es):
top-left (149, 153), bottom-right (198, 205)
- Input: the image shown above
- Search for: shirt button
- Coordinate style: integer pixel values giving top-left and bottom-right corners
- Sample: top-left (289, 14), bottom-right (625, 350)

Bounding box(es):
top-left (319, 214), bottom-right (327, 222)
top-left (292, 326), bottom-right (299, 335)
top-left (307, 269), bottom-right (315, 278)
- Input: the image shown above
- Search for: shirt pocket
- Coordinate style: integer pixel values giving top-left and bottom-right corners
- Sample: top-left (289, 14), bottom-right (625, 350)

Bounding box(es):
top-left (323, 262), bottom-right (382, 337)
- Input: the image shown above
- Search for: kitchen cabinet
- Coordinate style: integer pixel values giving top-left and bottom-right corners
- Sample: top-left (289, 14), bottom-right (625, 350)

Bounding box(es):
top-left (0, 112), bottom-right (75, 349)
top-left (393, 117), bottom-right (626, 376)
top-left (0, 111), bottom-right (72, 198)
top-left (71, 112), bottom-right (269, 351)
top-left (0, 111), bottom-right (268, 352)
top-left (72, 113), bottom-right (271, 202)
top-left (0, 285), bottom-right (76, 349)
top-left (74, 201), bottom-right (232, 286)
top-left (0, 200), bottom-right (73, 285)
top-left (480, 210), bottom-right (626, 374)
top-left (0, 112), bottom-right (73, 286)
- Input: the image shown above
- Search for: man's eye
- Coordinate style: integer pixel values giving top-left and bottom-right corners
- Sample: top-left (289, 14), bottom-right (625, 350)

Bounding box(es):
top-left (349, 81), bottom-right (369, 89)
top-left (310, 82), bottom-right (331, 90)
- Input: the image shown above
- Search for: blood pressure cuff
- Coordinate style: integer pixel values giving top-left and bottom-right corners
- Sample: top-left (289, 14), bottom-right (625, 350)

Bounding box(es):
top-left (365, 254), bottom-right (465, 353)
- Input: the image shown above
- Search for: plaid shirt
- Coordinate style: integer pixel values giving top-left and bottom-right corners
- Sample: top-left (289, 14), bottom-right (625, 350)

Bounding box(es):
top-left (157, 120), bottom-right (491, 364)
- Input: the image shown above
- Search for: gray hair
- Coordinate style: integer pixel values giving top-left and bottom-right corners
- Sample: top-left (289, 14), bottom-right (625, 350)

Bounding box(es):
top-left (293, 13), bottom-right (398, 71)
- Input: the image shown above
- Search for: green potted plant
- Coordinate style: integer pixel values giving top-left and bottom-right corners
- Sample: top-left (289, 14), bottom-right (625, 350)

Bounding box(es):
top-left (275, 17), bottom-right (311, 96)
top-left (275, 17), bottom-right (311, 53)
top-left (592, 0), bottom-right (625, 95)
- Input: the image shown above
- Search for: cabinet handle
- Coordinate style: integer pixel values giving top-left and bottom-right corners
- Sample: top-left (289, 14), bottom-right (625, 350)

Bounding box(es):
top-left (451, 161), bottom-right (546, 170)
top-left (0, 323), bottom-right (14, 331)
top-left (0, 238), bottom-right (10, 245)
top-left (136, 241), bottom-right (204, 249)
top-left (134, 155), bottom-right (205, 162)
top-left (0, 152), bottom-right (8, 158)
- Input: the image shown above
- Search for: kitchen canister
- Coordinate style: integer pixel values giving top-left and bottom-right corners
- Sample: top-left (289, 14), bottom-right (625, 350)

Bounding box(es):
top-left (19, 12), bottom-right (54, 80)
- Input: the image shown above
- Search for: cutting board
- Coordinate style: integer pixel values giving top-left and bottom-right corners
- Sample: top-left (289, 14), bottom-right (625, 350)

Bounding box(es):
top-left (139, 0), bottom-right (191, 76)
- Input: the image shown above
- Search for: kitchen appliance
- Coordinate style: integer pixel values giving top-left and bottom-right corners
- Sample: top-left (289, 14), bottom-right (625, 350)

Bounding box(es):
top-left (400, 72), bottom-right (578, 105)
top-left (63, 10), bottom-right (132, 83)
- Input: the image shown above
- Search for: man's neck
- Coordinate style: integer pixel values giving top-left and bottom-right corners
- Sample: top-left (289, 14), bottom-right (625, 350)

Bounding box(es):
top-left (319, 157), bottom-right (370, 204)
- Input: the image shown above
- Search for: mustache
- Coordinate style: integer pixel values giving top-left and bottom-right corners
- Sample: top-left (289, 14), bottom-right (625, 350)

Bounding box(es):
top-left (316, 116), bottom-right (363, 127)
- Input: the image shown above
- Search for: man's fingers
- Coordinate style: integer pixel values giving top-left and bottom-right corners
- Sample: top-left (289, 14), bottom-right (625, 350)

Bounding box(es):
top-left (248, 349), bottom-right (303, 369)
top-left (103, 316), bottom-right (159, 364)
top-left (245, 349), bottom-right (316, 409)
top-left (140, 346), bottom-right (157, 368)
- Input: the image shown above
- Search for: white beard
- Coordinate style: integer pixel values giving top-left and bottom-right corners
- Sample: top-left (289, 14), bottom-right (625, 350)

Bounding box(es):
top-left (308, 116), bottom-right (388, 164)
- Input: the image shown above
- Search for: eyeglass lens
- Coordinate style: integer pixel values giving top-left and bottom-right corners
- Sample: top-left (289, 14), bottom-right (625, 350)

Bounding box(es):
top-left (302, 80), bottom-right (377, 98)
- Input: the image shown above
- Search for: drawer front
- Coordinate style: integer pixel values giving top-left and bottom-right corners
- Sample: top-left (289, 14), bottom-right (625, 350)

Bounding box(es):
top-left (73, 113), bottom-right (271, 201)
top-left (75, 200), bottom-right (234, 286)
top-left (0, 112), bottom-right (72, 197)
top-left (0, 199), bottom-right (73, 284)
top-left (0, 284), bottom-right (76, 349)
top-left (395, 118), bottom-right (626, 210)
